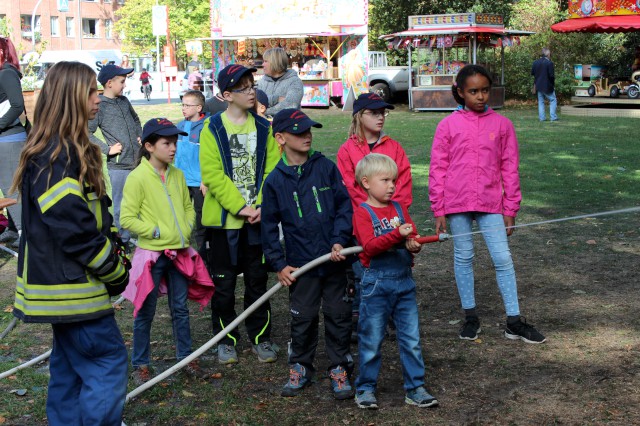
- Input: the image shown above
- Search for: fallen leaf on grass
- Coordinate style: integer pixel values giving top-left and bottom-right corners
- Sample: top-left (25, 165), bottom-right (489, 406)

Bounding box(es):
top-left (0, 345), bottom-right (9, 350)
top-left (0, 415), bottom-right (5, 424)
top-left (448, 319), bottom-right (461, 325)
top-left (3, 306), bottom-right (13, 313)
top-left (342, 420), bottom-right (350, 425)
top-left (182, 390), bottom-right (194, 397)
top-left (474, 339), bottom-right (483, 344)
top-left (586, 240), bottom-right (597, 245)
top-left (573, 290), bottom-right (586, 294)
top-left (210, 372), bottom-right (222, 379)
top-left (255, 402), bottom-right (268, 410)
top-left (113, 304), bottom-right (124, 311)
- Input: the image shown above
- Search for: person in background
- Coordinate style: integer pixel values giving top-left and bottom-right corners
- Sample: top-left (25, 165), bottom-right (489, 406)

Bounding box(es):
top-left (0, 36), bottom-right (27, 248)
top-left (120, 54), bottom-right (134, 97)
top-left (89, 64), bottom-right (142, 243)
top-left (139, 68), bottom-right (153, 99)
top-left (199, 64), bottom-right (280, 365)
top-left (255, 88), bottom-right (270, 119)
top-left (188, 66), bottom-right (204, 92)
top-left (531, 47), bottom-right (558, 122)
top-left (261, 109), bottom-right (354, 400)
top-left (175, 90), bottom-right (210, 255)
top-left (10, 61), bottom-right (130, 425)
top-left (257, 47), bottom-right (304, 115)
top-left (430, 64), bottom-right (546, 344)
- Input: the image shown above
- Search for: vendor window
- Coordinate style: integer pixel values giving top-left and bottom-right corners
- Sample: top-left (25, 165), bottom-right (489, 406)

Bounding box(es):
top-left (82, 18), bottom-right (98, 38)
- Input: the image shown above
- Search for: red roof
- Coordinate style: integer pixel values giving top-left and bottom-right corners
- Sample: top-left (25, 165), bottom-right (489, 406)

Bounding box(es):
top-left (551, 15), bottom-right (640, 33)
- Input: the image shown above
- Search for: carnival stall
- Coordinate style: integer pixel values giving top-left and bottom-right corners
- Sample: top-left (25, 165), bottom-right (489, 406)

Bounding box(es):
top-left (203, 0), bottom-right (370, 107)
top-left (381, 13), bottom-right (533, 111)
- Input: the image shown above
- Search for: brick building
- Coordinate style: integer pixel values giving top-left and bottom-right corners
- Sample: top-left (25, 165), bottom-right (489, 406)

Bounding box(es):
top-left (0, 0), bottom-right (123, 57)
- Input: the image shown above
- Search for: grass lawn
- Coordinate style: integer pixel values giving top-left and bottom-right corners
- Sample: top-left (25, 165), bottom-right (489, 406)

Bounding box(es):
top-left (1, 103), bottom-right (639, 425)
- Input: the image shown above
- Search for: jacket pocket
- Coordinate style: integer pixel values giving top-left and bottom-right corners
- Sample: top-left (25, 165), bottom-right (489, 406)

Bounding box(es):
top-left (62, 259), bottom-right (87, 281)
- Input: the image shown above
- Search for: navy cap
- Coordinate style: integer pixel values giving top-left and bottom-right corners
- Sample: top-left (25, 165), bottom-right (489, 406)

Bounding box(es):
top-left (272, 108), bottom-right (322, 134)
top-left (255, 89), bottom-right (269, 107)
top-left (217, 64), bottom-right (257, 93)
top-left (352, 92), bottom-right (395, 116)
top-left (141, 118), bottom-right (188, 142)
top-left (97, 64), bottom-right (134, 86)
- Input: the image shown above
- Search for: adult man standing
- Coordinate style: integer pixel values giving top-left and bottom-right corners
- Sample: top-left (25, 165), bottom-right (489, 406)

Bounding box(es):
top-left (531, 47), bottom-right (558, 122)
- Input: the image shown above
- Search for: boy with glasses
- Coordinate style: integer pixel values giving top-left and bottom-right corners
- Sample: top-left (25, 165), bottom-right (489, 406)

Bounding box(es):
top-left (199, 64), bottom-right (280, 365)
top-left (175, 90), bottom-right (210, 256)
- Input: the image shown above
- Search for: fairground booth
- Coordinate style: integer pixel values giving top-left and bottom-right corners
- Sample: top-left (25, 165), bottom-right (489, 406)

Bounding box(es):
top-left (199, 0), bottom-right (370, 107)
top-left (551, 0), bottom-right (640, 117)
top-left (381, 13), bottom-right (533, 111)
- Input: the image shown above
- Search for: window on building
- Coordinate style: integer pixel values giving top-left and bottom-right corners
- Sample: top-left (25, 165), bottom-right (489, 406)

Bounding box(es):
top-left (20, 14), bottom-right (41, 39)
top-left (82, 18), bottom-right (98, 38)
top-left (105, 19), bottom-right (112, 39)
top-left (66, 17), bottom-right (74, 37)
top-left (117, 0), bottom-right (125, 5)
top-left (50, 16), bottom-right (60, 37)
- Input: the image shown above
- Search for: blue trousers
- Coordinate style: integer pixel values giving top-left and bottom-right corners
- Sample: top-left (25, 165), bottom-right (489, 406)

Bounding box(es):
top-left (448, 212), bottom-right (520, 316)
top-left (108, 169), bottom-right (131, 242)
top-left (537, 90), bottom-right (558, 121)
top-left (48, 314), bottom-right (128, 426)
top-left (132, 254), bottom-right (192, 367)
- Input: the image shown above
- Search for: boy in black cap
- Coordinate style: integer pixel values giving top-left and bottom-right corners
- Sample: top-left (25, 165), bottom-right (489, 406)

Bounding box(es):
top-left (89, 64), bottom-right (142, 243)
top-left (199, 64), bottom-right (280, 365)
top-left (261, 108), bottom-right (354, 399)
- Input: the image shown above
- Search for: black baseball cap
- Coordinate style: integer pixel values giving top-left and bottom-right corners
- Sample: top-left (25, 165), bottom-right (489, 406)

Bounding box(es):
top-left (352, 92), bottom-right (395, 116)
top-left (256, 89), bottom-right (269, 107)
top-left (141, 118), bottom-right (187, 142)
top-left (97, 64), bottom-right (134, 86)
top-left (272, 108), bottom-right (322, 134)
top-left (217, 64), bottom-right (257, 93)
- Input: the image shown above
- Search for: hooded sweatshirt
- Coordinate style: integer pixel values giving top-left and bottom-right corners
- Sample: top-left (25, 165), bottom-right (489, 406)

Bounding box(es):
top-left (175, 112), bottom-right (211, 187)
top-left (256, 69), bottom-right (304, 115)
top-left (89, 94), bottom-right (142, 170)
top-left (429, 108), bottom-right (521, 218)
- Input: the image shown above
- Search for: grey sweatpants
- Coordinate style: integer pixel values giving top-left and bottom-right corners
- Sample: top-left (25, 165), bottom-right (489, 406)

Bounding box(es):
top-left (0, 139), bottom-right (26, 231)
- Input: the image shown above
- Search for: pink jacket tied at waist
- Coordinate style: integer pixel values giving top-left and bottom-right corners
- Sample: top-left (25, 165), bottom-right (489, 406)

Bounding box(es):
top-left (337, 133), bottom-right (413, 211)
top-left (123, 247), bottom-right (215, 317)
top-left (429, 108), bottom-right (521, 218)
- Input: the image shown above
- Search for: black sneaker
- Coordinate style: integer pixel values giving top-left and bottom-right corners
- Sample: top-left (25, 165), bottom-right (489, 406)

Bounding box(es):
top-left (459, 316), bottom-right (481, 340)
top-left (505, 318), bottom-right (546, 344)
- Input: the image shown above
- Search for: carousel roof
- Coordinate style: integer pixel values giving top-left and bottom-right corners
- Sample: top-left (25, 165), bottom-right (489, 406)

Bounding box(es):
top-left (551, 15), bottom-right (640, 33)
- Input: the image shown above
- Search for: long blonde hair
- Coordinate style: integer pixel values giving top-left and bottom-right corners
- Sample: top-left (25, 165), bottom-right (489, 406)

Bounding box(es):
top-left (348, 111), bottom-right (368, 145)
top-left (11, 61), bottom-right (105, 197)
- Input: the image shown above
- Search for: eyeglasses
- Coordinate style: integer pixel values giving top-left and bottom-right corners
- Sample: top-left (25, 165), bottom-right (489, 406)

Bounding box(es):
top-left (230, 85), bottom-right (257, 95)
top-left (362, 111), bottom-right (390, 118)
top-left (181, 104), bottom-right (199, 108)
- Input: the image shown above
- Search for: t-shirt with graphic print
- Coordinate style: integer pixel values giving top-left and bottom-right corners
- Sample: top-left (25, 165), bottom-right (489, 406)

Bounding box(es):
top-left (221, 112), bottom-right (259, 206)
top-left (353, 202), bottom-right (417, 268)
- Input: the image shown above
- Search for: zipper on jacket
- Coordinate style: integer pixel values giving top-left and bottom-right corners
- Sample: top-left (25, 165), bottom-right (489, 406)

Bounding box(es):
top-left (293, 192), bottom-right (303, 218)
top-left (158, 167), bottom-right (186, 247)
top-left (312, 186), bottom-right (322, 213)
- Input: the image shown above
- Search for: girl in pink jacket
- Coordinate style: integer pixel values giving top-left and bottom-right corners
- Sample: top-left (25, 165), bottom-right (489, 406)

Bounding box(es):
top-left (429, 65), bottom-right (545, 344)
top-left (337, 92), bottom-right (413, 340)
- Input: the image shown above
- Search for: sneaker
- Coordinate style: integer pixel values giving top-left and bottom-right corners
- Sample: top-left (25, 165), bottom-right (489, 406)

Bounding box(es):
top-left (217, 343), bottom-right (238, 364)
top-left (459, 316), bottom-right (481, 340)
top-left (405, 386), bottom-right (439, 408)
top-left (329, 366), bottom-right (354, 400)
top-left (183, 360), bottom-right (209, 379)
top-left (355, 390), bottom-right (378, 409)
top-left (131, 365), bottom-right (153, 386)
top-left (505, 318), bottom-right (546, 344)
top-left (252, 341), bottom-right (277, 363)
top-left (10, 236), bottom-right (19, 249)
top-left (0, 229), bottom-right (18, 243)
top-left (281, 363), bottom-right (311, 397)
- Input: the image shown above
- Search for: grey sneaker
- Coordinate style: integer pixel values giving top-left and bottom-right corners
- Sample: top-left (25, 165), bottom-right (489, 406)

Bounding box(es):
top-left (355, 390), bottom-right (378, 409)
top-left (405, 386), bottom-right (438, 408)
top-left (0, 229), bottom-right (18, 243)
top-left (252, 341), bottom-right (277, 363)
top-left (217, 343), bottom-right (238, 365)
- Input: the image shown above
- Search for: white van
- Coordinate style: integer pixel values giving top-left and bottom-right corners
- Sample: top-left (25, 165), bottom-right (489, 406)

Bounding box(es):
top-left (38, 49), bottom-right (122, 74)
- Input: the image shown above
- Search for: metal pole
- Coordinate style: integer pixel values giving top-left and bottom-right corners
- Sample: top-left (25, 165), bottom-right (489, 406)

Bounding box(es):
top-left (501, 44), bottom-right (505, 85)
top-left (31, 0), bottom-right (43, 51)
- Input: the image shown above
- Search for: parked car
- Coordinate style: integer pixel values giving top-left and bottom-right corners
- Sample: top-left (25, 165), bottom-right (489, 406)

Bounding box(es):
top-left (367, 51), bottom-right (411, 102)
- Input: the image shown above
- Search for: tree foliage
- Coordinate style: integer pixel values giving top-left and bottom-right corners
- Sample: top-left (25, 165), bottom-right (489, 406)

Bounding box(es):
top-left (114, 0), bottom-right (210, 67)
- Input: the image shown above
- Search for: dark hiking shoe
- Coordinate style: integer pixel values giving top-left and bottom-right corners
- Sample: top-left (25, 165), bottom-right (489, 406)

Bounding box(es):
top-left (405, 386), bottom-right (439, 408)
top-left (329, 366), bottom-right (354, 400)
top-left (459, 316), bottom-right (481, 340)
top-left (281, 363), bottom-right (311, 397)
top-left (505, 318), bottom-right (546, 344)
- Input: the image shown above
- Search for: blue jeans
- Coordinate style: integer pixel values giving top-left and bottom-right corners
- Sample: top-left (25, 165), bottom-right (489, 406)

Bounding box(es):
top-left (537, 90), bottom-right (558, 121)
top-left (355, 267), bottom-right (425, 392)
top-left (448, 213), bottom-right (520, 316)
top-left (108, 169), bottom-right (131, 242)
top-left (132, 254), bottom-right (192, 367)
top-left (48, 315), bottom-right (128, 426)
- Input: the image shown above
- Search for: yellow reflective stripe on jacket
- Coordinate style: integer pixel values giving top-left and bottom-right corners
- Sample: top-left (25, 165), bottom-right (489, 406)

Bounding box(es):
top-left (37, 177), bottom-right (84, 214)
top-left (86, 191), bottom-right (103, 230)
top-left (87, 239), bottom-right (112, 270)
top-left (100, 261), bottom-right (124, 282)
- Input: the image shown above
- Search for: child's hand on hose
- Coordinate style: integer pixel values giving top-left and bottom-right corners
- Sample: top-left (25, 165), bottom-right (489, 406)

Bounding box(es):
top-left (278, 265), bottom-right (298, 287)
top-left (406, 236), bottom-right (422, 253)
top-left (330, 244), bottom-right (346, 262)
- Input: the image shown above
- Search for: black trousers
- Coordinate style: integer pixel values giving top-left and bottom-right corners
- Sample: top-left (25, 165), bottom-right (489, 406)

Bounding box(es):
top-left (288, 271), bottom-right (353, 374)
top-left (207, 226), bottom-right (271, 346)
top-left (187, 186), bottom-right (206, 253)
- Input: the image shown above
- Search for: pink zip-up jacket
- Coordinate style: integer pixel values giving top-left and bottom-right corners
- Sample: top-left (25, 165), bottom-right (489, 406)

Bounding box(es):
top-left (337, 133), bottom-right (413, 211)
top-left (429, 108), bottom-right (521, 218)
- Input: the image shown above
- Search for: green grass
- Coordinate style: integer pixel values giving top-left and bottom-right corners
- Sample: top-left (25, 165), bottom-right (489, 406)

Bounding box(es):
top-left (1, 104), bottom-right (640, 425)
